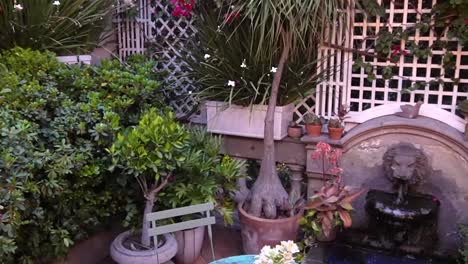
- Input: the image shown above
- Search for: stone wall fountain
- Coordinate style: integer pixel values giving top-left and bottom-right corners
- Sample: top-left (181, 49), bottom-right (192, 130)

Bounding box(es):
top-left (365, 143), bottom-right (440, 254)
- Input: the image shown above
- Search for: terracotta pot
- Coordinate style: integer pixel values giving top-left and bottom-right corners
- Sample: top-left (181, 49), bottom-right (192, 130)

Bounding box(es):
top-left (328, 127), bottom-right (344, 140)
top-left (305, 124), bottom-right (322, 137)
top-left (174, 226), bottom-right (205, 264)
top-left (238, 204), bottom-right (303, 254)
top-left (287, 126), bottom-right (303, 138)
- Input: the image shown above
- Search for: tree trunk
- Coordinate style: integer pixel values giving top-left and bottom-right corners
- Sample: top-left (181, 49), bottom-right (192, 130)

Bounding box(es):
top-left (247, 37), bottom-right (291, 219)
top-left (141, 195), bottom-right (155, 247)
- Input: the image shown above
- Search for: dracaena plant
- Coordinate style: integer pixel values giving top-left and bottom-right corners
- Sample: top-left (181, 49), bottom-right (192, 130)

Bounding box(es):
top-left (0, 0), bottom-right (115, 55)
top-left (301, 142), bottom-right (364, 239)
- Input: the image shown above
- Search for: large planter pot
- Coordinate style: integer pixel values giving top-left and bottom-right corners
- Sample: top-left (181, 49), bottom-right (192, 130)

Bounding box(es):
top-left (110, 230), bottom-right (177, 264)
top-left (206, 101), bottom-right (295, 140)
top-left (174, 226), bottom-right (205, 264)
top-left (328, 127), bottom-right (344, 140)
top-left (57, 55), bottom-right (92, 65)
top-left (238, 204), bottom-right (303, 254)
top-left (305, 124), bottom-right (322, 137)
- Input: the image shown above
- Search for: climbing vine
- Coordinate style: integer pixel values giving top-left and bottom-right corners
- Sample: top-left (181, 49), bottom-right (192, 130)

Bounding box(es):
top-left (348, 0), bottom-right (468, 94)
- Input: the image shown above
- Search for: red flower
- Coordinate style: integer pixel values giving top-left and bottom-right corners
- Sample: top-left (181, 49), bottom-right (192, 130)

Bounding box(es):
top-left (225, 11), bottom-right (241, 23)
top-left (171, 0), bottom-right (195, 18)
top-left (464, 19), bottom-right (468, 25)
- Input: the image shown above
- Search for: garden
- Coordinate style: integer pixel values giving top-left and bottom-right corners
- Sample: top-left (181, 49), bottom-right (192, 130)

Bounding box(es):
top-left (0, 0), bottom-right (468, 264)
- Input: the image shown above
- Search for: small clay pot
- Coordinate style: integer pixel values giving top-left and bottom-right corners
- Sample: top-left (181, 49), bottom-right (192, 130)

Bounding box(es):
top-left (328, 127), bottom-right (344, 140)
top-left (305, 124), bottom-right (322, 137)
top-left (288, 126), bottom-right (303, 138)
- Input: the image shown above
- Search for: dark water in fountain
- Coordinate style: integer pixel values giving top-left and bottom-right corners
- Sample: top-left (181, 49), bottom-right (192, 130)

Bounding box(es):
top-left (365, 190), bottom-right (440, 254)
top-left (326, 243), bottom-right (454, 264)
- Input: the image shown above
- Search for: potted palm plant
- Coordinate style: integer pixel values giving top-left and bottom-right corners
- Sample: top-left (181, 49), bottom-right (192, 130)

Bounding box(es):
top-left (302, 142), bottom-right (364, 242)
top-left (303, 113), bottom-right (323, 137)
top-left (108, 109), bottom-right (189, 264)
top-left (158, 128), bottom-right (245, 264)
top-left (185, 4), bottom-right (318, 140)
top-left (222, 0), bottom-right (343, 254)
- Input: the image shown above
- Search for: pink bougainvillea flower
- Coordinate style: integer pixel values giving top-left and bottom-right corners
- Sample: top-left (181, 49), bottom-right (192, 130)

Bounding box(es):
top-left (171, 0), bottom-right (195, 18)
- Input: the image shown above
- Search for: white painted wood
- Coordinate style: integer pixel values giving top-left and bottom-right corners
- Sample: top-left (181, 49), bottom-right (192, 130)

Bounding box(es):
top-left (57, 55), bottom-right (92, 65)
top-left (206, 101), bottom-right (295, 140)
top-left (346, 104), bottom-right (466, 132)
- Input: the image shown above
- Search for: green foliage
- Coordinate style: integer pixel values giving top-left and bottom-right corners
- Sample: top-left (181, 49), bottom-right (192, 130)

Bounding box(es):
top-left (0, 0), bottom-right (114, 55)
top-left (109, 108), bottom-right (189, 185)
top-left (185, 5), bottom-right (317, 106)
top-left (158, 128), bottom-right (245, 224)
top-left (353, 0), bottom-right (468, 94)
top-left (0, 47), bottom-right (162, 263)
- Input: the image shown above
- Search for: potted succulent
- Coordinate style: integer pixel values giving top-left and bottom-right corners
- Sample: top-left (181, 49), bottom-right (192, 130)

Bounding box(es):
top-left (108, 109), bottom-right (189, 264)
top-left (327, 118), bottom-right (344, 140)
top-left (158, 128), bottom-right (245, 264)
top-left (303, 113), bottom-right (323, 137)
top-left (288, 121), bottom-right (303, 139)
top-left (302, 142), bottom-right (364, 242)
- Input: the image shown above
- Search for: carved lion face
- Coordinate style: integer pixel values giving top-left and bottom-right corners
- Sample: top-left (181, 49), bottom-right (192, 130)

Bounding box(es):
top-left (383, 143), bottom-right (430, 186)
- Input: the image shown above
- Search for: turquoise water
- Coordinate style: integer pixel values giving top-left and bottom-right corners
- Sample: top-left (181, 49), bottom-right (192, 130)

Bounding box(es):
top-left (210, 255), bottom-right (256, 264)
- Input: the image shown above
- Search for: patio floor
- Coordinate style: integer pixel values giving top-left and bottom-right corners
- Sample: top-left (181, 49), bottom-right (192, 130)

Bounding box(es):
top-left (100, 225), bottom-right (243, 264)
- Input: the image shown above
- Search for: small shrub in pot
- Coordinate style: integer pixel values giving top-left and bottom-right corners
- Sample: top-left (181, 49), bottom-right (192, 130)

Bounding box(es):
top-left (303, 113), bottom-right (323, 137)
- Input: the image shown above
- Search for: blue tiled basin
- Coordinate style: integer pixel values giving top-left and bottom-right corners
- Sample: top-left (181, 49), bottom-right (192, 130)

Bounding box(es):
top-left (210, 255), bottom-right (256, 264)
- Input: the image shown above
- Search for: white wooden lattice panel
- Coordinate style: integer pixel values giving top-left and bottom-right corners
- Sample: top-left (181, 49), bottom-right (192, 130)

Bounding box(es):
top-left (151, 0), bottom-right (198, 116)
top-left (115, 0), bottom-right (198, 117)
top-left (294, 2), bottom-right (353, 122)
top-left (347, 0), bottom-right (468, 119)
top-left (115, 0), bottom-right (154, 59)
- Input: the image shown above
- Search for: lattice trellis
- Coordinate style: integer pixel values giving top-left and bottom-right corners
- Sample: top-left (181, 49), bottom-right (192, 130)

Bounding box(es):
top-left (348, 0), bottom-right (468, 118)
top-left (115, 0), bottom-right (467, 127)
top-left (115, 0), bottom-right (198, 117)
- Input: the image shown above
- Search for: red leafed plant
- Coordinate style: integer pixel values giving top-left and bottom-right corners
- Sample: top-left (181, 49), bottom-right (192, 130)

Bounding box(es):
top-left (303, 142), bottom-right (365, 238)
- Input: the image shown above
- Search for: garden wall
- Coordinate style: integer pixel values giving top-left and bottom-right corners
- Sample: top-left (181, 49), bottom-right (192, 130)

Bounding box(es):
top-left (337, 115), bottom-right (468, 255)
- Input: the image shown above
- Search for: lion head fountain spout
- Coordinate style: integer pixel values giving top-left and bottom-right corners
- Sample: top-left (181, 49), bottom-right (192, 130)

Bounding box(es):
top-left (365, 143), bottom-right (439, 254)
top-left (383, 143), bottom-right (430, 204)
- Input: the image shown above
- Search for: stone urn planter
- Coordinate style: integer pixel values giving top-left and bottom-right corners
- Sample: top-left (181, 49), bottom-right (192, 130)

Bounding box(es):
top-left (238, 203), bottom-right (303, 254)
top-left (110, 230), bottom-right (177, 264)
top-left (174, 226), bottom-right (205, 264)
top-left (206, 101), bottom-right (295, 140)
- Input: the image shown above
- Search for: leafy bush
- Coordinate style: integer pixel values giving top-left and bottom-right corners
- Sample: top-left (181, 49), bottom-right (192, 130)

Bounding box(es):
top-left (159, 127), bottom-right (245, 224)
top-left (0, 48), bottom-right (162, 263)
top-left (0, 0), bottom-right (114, 55)
top-left (109, 108), bottom-right (190, 246)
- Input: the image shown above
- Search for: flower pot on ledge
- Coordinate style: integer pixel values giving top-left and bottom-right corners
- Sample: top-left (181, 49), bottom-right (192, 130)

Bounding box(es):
top-left (306, 124), bottom-right (322, 137)
top-left (328, 127), bottom-right (344, 140)
top-left (206, 101), bottom-right (294, 140)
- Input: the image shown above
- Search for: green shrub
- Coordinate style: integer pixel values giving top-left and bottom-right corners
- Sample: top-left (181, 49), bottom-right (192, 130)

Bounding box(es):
top-left (158, 128), bottom-right (245, 224)
top-left (0, 0), bottom-right (114, 55)
top-left (0, 48), bottom-right (162, 263)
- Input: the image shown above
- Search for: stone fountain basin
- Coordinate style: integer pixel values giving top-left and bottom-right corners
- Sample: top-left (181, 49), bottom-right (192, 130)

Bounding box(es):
top-left (365, 190), bottom-right (440, 222)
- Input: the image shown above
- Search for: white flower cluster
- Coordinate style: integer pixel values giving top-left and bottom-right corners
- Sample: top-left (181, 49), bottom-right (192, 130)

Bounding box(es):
top-left (254, 240), bottom-right (299, 264)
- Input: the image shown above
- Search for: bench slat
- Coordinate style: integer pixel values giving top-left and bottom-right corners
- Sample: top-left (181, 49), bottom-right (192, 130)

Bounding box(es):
top-left (148, 217), bottom-right (216, 236)
top-left (146, 202), bottom-right (214, 221)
